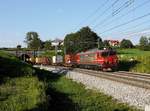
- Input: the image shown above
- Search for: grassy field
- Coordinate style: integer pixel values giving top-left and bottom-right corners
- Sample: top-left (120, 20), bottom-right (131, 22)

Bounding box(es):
top-left (117, 49), bottom-right (150, 73)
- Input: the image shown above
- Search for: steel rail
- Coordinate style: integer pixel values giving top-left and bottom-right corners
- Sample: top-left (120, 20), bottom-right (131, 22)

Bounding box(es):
top-left (72, 68), bottom-right (150, 89)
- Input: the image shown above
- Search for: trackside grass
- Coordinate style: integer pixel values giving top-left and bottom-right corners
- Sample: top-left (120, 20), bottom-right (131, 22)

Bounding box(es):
top-left (0, 51), bottom-right (47, 111)
top-left (47, 75), bottom-right (140, 111)
top-left (0, 77), bottom-right (46, 111)
top-left (117, 49), bottom-right (150, 73)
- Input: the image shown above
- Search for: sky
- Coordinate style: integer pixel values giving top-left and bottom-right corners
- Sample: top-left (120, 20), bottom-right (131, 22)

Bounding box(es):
top-left (0, 0), bottom-right (150, 47)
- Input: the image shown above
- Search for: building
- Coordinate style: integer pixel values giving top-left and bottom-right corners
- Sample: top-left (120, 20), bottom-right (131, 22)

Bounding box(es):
top-left (51, 39), bottom-right (64, 46)
top-left (107, 40), bottom-right (120, 46)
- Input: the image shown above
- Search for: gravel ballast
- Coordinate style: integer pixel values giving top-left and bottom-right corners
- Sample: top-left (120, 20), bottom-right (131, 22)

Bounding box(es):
top-left (66, 71), bottom-right (150, 109)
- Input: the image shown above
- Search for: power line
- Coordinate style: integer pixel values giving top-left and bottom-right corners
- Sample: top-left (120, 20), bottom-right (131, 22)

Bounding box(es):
top-left (99, 12), bottom-right (150, 34)
top-left (73, 0), bottom-right (110, 31)
top-left (92, 0), bottom-right (136, 29)
top-left (88, 0), bottom-right (120, 26)
top-left (118, 28), bottom-right (150, 38)
top-left (102, 20), bottom-right (150, 38)
top-left (121, 20), bottom-right (150, 34)
top-left (112, 0), bottom-right (134, 16)
top-left (102, 28), bottom-right (150, 42)
top-left (96, 0), bottom-right (150, 29)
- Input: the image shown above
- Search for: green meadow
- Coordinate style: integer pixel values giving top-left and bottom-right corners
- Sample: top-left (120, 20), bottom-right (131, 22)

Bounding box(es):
top-left (117, 49), bottom-right (150, 73)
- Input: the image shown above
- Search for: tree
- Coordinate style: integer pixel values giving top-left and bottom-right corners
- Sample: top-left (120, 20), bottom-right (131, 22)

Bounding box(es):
top-left (43, 40), bottom-right (52, 50)
top-left (103, 40), bottom-right (110, 48)
top-left (120, 39), bottom-right (133, 48)
top-left (25, 32), bottom-right (42, 50)
top-left (140, 36), bottom-right (148, 46)
top-left (17, 45), bottom-right (21, 49)
top-left (139, 36), bottom-right (150, 51)
top-left (64, 26), bottom-right (102, 54)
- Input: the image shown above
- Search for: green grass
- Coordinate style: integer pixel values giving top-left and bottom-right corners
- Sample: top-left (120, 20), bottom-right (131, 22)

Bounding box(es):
top-left (117, 49), bottom-right (150, 73)
top-left (0, 51), bottom-right (47, 111)
top-left (47, 75), bottom-right (140, 111)
top-left (117, 49), bottom-right (150, 56)
top-left (0, 77), bottom-right (47, 111)
top-left (0, 51), bottom-right (34, 78)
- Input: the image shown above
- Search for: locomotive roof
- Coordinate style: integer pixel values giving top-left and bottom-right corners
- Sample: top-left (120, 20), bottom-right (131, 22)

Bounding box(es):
top-left (78, 48), bottom-right (115, 55)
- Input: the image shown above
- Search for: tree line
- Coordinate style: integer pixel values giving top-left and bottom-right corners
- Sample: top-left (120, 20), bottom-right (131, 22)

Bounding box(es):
top-left (64, 27), bottom-right (103, 54)
top-left (24, 32), bottom-right (57, 50)
top-left (64, 26), bottom-right (135, 54)
top-left (21, 27), bottom-right (150, 53)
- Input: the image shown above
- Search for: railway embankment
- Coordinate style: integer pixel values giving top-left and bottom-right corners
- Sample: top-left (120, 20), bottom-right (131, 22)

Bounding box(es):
top-left (0, 51), bottom-right (47, 111)
top-left (35, 65), bottom-right (139, 111)
top-left (66, 71), bottom-right (150, 110)
top-left (38, 65), bottom-right (150, 110)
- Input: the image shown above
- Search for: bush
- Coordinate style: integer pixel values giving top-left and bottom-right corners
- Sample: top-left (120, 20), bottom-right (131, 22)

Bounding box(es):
top-left (139, 45), bottom-right (150, 51)
top-left (0, 51), bottom-right (50, 111)
top-left (0, 77), bottom-right (47, 111)
top-left (0, 51), bottom-right (35, 77)
top-left (120, 39), bottom-right (133, 48)
top-left (139, 36), bottom-right (150, 51)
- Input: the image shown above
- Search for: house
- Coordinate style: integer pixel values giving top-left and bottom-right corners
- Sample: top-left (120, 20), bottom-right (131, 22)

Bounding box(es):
top-left (51, 39), bottom-right (64, 46)
top-left (107, 40), bottom-right (120, 46)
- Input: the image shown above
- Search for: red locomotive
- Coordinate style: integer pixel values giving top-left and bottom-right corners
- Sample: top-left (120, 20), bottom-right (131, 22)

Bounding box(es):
top-left (65, 49), bottom-right (118, 71)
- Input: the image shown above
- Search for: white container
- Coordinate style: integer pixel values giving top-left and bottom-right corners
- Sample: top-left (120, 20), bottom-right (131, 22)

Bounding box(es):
top-left (52, 55), bottom-right (63, 64)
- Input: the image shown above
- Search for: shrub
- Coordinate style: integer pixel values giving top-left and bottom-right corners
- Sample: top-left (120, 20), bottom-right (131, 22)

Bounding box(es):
top-left (120, 39), bottom-right (133, 48)
top-left (0, 51), bottom-right (35, 77)
top-left (0, 77), bottom-right (47, 111)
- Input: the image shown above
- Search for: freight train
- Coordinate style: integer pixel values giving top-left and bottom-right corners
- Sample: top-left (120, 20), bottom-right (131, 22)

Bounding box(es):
top-left (27, 49), bottom-right (118, 71)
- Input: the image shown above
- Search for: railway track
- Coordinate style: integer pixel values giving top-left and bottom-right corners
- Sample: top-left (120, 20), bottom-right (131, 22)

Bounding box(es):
top-left (72, 68), bottom-right (150, 89)
top-left (35, 65), bottom-right (150, 89)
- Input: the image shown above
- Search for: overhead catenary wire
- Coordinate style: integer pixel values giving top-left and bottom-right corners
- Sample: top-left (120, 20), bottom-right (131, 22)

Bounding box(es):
top-left (112, 0), bottom-right (134, 16)
top-left (102, 29), bottom-right (150, 43)
top-left (92, 0), bottom-right (136, 29)
top-left (112, 28), bottom-right (150, 39)
top-left (106, 19), bottom-right (150, 37)
top-left (98, 12), bottom-right (150, 35)
top-left (103, 24), bottom-right (150, 39)
top-left (73, 0), bottom-right (110, 31)
top-left (88, 0), bottom-right (120, 26)
top-left (124, 28), bottom-right (150, 37)
top-left (96, 0), bottom-right (150, 30)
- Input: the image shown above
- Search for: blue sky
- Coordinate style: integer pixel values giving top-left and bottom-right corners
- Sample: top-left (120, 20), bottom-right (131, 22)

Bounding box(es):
top-left (0, 0), bottom-right (150, 47)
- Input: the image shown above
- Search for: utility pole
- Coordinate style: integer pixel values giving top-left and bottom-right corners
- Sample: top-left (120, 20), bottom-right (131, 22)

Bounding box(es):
top-left (64, 46), bottom-right (66, 56)
top-left (55, 45), bottom-right (58, 62)
top-left (52, 39), bottom-right (60, 63)
top-left (97, 38), bottom-right (100, 49)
